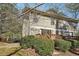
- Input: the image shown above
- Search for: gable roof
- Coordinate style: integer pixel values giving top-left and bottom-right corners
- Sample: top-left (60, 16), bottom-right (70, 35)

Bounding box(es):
top-left (23, 8), bottom-right (79, 23)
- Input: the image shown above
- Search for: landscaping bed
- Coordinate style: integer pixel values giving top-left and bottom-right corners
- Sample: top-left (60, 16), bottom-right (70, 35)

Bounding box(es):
top-left (69, 40), bottom-right (79, 55)
top-left (12, 48), bottom-right (77, 56)
top-left (0, 35), bottom-right (79, 56)
top-left (70, 48), bottom-right (79, 55)
top-left (20, 35), bottom-right (79, 56)
top-left (21, 35), bottom-right (54, 56)
top-left (53, 50), bottom-right (77, 56)
top-left (12, 48), bottom-right (39, 56)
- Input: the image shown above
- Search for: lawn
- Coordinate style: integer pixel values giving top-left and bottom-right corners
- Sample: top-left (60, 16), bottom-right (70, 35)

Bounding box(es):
top-left (0, 42), bottom-right (21, 56)
top-left (0, 47), bottom-right (20, 56)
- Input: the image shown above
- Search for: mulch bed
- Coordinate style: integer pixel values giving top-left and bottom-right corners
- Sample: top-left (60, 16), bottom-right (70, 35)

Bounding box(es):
top-left (0, 36), bottom-right (7, 42)
top-left (70, 48), bottom-right (79, 55)
top-left (12, 48), bottom-right (39, 56)
top-left (53, 50), bottom-right (77, 56)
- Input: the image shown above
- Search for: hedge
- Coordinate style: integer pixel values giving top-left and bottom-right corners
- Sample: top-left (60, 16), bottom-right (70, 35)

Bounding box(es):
top-left (34, 38), bottom-right (54, 56)
top-left (72, 40), bottom-right (79, 48)
top-left (20, 35), bottom-right (54, 56)
top-left (20, 35), bottom-right (35, 48)
top-left (55, 39), bottom-right (71, 52)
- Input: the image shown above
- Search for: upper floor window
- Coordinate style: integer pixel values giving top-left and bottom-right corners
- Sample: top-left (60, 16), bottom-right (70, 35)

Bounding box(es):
top-left (33, 13), bottom-right (39, 23)
top-left (50, 17), bottom-right (55, 25)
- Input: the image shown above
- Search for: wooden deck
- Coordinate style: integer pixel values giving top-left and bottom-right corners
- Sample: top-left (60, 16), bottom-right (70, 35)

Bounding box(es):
top-left (62, 36), bottom-right (79, 40)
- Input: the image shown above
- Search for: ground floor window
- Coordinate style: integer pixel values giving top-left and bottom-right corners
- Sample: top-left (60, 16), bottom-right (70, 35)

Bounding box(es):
top-left (41, 29), bottom-right (51, 36)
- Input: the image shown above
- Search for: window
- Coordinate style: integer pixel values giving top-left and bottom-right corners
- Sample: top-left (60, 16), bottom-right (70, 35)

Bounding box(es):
top-left (33, 13), bottom-right (39, 23)
top-left (50, 17), bottom-right (55, 25)
top-left (41, 29), bottom-right (51, 36)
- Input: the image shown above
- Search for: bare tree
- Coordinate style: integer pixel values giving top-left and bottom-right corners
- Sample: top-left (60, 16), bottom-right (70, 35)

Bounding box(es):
top-left (0, 3), bottom-right (23, 40)
top-left (65, 3), bottom-right (79, 18)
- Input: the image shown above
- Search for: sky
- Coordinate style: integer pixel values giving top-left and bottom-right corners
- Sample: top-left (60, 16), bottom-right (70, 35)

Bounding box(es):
top-left (16, 3), bottom-right (25, 10)
top-left (16, 3), bottom-right (50, 11)
top-left (16, 3), bottom-right (64, 11)
top-left (16, 3), bottom-right (72, 18)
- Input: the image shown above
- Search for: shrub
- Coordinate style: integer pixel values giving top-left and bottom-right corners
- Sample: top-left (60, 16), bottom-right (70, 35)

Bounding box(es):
top-left (20, 35), bottom-right (35, 48)
top-left (1, 32), bottom-right (21, 42)
top-left (1, 32), bottom-right (13, 39)
top-left (9, 33), bottom-right (21, 43)
top-left (34, 38), bottom-right (54, 56)
top-left (72, 40), bottom-right (79, 48)
top-left (55, 39), bottom-right (71, 52)
top-left (21, 35), bottom-right (54, 56)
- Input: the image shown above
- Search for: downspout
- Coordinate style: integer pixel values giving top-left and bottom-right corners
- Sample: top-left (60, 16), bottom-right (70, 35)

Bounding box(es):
top-left (55, 19), bottom-right (59, 39)
top-left (56, 19), bottom-right (59, 35)
top-left (28, 13), bottom-right (30, 36)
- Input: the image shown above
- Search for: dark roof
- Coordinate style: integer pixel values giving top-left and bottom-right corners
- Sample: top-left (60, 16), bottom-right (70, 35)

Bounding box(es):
top-left (23, 8), bottom-right (79, 23)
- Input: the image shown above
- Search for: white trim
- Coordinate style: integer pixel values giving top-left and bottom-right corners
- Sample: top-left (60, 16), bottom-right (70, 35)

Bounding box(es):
top-left (31, 26), bottom-right (55, 30)
top-left (31, 26), bottom-right (77, 32)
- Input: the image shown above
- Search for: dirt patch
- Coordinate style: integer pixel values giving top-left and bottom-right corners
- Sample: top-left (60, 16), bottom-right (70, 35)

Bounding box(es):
top-left (52, 50), bottom-right (77, 56)
top-left (0, 42), bottom-right (20, 48)
top-left (0, 47), bottom-right (20, 56)
top-left (0, 42), bottom-right (21, 56)
top-left (0, 36), bottom-right (7, 42)
top-left (12, 49), bottom-right (77, 56)
top-left (70, 49), bottom-right (79, 55)
top-left (12, 48), bottom-right (39, 56)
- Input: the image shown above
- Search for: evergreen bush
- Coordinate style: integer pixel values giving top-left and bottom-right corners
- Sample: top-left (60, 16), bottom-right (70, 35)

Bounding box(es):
top-left (21, 35), bottom-right (54, 56)
top-left (55, 39), bottom-right (71, 52)
top-left (72, 40), bottom-right (79, 48)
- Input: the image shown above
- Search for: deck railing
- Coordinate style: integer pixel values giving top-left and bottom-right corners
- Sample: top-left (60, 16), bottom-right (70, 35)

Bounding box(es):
top-left (62, 35), bottom-right (79, 40)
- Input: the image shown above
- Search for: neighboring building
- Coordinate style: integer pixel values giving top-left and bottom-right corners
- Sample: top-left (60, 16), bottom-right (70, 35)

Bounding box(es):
top-left (22, 8), bottom-right (78, 39)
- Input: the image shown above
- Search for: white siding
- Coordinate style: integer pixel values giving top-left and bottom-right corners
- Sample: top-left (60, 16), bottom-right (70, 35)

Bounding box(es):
top-left (29, 14), bottom-right (56, 35)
